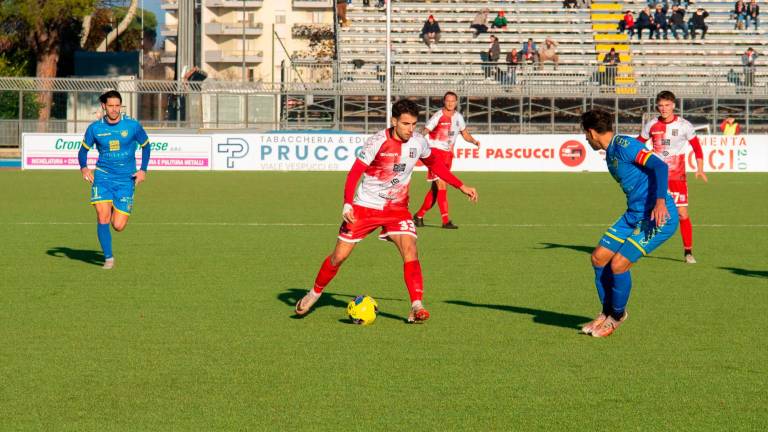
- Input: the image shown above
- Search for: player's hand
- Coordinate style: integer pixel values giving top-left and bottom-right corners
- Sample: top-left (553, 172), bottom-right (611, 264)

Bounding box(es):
top-left (81, 167), bottom-right (93, 183)
top-left (342, 203), bottom-right (356, 224)
top-left (459, 185), bottom-right (478, 203)
top-left (473, 139), bottom-right (481, 148)
top-left (695, 169), bottom-right (708, 183)
top-left (133, 170), bottom-right (146, 186)
top-left (650, 198), bottom-right (669, 224)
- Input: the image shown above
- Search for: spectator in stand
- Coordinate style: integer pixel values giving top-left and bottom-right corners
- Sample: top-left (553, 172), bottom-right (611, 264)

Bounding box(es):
top-left (670, 5), bottom-right (689, 39)
top-left (720, 118), bottom-right (741, 135)
top-left (734, 1), bottom-right (749, 30)
top-left (421, 15), bottom-right (441, 48)
top-left (742, 47), bottom-right (758, 86)
top-left (336, 0), bottom-right (349, 28)
top-left (602, 47), bottom-right (621, 86)
top-left (747, 0), bottom-right (760, 32)
top-left (689, 8), bottom-right (709, 40)
top-left (653, 3), bottom-right (670, 39)
top-left (564, 0), bottom-right (579, 8)
top-left (492, 11), bottom-right (508, 29)
top-left (486, 35), bottom-right (501, 80)
top-left (538, 38), bottom-right (560, 70)
top-left (505, 48), bottom-right (521, 84)
top-left (618, 10), bottom-right (635, 37)
top-left (471, 8), bottom-right (490, 38)
top-left (521, 38), bottom-right (539, 64)
top-left (635, 7), bottom-right (654, 40)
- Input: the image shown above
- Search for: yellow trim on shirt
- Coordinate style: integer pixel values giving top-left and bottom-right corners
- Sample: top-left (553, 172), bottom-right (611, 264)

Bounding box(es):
top-left (627, 238), bottom-right (647, 255)
top-left (81, 141), bottom-right (91, 150)
top-left (90, 199), bottom-right (113, 204)
top-left (604, 231), bottom-right (625, 243)
top-left (140, 138), bottom-right (150, 148)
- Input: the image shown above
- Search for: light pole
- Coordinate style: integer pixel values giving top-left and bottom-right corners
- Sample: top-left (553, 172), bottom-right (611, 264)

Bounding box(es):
top-left (242, 0), bottom-right (246, 81)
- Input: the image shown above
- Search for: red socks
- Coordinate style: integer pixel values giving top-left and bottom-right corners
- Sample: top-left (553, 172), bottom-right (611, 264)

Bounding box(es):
top-left (403, 260), bottom-right (424, 303)
top-left (313, 256), bottom-right (340, 294)
top-left (437, 189), bottom-right (449, 224)
top-left (680, 217), bottom-right (693, 251)
top-left (416, 187), bottom-right (437, 218)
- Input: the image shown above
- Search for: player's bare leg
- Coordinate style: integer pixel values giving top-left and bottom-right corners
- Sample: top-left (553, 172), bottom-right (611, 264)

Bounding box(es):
top-left (95, 202), bottom-right (115, 269)
top-left (678, 206), bottom-right (696, 263)
top-left (435, 179), bottom-right (457, 229)
top-left (390, 234), bottom-right (430, 323)
top-left (111, 210), bottom-right (129, 232)
top-left (296, 240), bottom-right (356, 316)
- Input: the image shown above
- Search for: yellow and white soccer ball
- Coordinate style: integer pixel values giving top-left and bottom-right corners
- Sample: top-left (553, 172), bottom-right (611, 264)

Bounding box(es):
top-left (347, 295), bottom-right (379, 325)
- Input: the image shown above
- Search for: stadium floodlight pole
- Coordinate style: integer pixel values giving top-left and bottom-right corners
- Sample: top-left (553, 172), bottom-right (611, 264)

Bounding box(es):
top-left (242, 0), bottom-right (246, 82)
top-left (385, 0), bottom-right (392, 121)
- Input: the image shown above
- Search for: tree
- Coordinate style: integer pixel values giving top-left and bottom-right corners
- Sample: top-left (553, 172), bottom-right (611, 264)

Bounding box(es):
top-left (0, 0), bottom-right (98, 122)
top-left (81, 6), bottom-right (157, 52)
top-left (0, 54), bottom-right (42, 120)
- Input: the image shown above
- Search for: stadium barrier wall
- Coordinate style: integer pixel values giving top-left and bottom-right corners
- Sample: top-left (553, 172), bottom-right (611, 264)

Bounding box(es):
top-left (22, 133), bottom-right (768, 172)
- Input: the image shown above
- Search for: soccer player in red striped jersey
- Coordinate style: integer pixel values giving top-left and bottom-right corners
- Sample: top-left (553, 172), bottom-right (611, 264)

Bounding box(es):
top-left (638, 91), bottom-right (708, 264)
top-left (413, 91), bottom-right (480, 229)
top-left (294, 99), bottom-right (479, 323)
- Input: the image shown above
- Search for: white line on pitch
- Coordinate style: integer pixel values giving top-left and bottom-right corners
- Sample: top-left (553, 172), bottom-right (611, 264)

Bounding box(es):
top-left (5, 222), bottom-right (768, 228)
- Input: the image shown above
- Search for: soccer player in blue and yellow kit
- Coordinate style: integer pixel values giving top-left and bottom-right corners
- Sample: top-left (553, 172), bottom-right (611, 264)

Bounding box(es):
top-left (78, 90), bottom-right (151, 269)
top-left (580, 109), bottom-right (679, 338)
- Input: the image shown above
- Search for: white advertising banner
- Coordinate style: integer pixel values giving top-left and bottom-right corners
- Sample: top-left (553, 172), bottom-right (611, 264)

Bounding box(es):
top-left (22, 133), bottom-right (213, 170)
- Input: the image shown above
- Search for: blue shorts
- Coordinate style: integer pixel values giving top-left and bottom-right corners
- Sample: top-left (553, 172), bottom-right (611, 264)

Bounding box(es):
top-left (599, 197), bottom-right (679, 263)
top-left (90, 169), bottom-right (135, 216)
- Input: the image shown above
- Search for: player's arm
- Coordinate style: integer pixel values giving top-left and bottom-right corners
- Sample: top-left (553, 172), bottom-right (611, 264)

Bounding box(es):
top-left (134, 124), bottom-right (151, 185)
top-left (460, 128), bottom-right (480, 147)
top-left (421, 153), bottom-right (478, 202)
top-left (342, 159), bottom-right (368, 223)
top-left (79, 125), bottom-right (95, 183)
top-left (688, 136), bottom-right (707, 182)
top-left (634, 148), bottom-right (669, 223)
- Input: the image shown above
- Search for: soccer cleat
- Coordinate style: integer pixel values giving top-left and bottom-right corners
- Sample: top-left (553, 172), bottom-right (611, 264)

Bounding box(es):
top-left (413, 215), bottom-right (425, 227)
top-left (441, 221), bottom-right (458, 229)
top-left (591, 312), bottom-right (628, 338)
top-left (684, 253), bottom-right (697, 264)
top-left (102, 258), bottom-right (114, 270)
top-left (580, 313), bottom-right (607, 335)
top-left (295, 291), bottom-right (320, 316)
top-left (407, 305), bottom-right (430, 323)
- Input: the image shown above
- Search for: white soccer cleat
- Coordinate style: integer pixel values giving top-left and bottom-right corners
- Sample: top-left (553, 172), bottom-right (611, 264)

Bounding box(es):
top-left (580, 313), bottom-right (607, 335)
top-left (295, 291), bottom-right (320, 316)
top-left (591, 312), bottom-right (628, 338)
top-left (102, 258), bottom-right (115, 270)
top-left (684, 253), bottom-right (697, 264)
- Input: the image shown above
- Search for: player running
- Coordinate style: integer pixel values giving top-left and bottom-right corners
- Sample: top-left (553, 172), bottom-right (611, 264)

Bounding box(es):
top-left (638, 91), bottom-right (707, 264)
top-left (78, 90), bottom-right (151, 269)
top-left (413, 91), bottom-right (480, 229)
top-left (295, 99), bottom-right (479, 323)
top-left (580, 109), bottom-right (679, 338)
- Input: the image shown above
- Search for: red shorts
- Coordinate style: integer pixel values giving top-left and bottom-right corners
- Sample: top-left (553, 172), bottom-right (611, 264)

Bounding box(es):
top-left (668, 180), bottom-right (689, 207)
top-left (338, 205), bottom-right (417, 243)
top-left (426, 148), bottom-right (454, 182)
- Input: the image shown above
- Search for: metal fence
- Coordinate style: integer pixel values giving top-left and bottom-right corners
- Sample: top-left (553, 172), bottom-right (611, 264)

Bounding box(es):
top-left (1, 62), bottom-right (766, 148)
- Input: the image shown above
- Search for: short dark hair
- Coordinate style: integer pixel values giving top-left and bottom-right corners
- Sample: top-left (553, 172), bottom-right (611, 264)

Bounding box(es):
top-left (443, 91), bottom-right (458, 102)
top-left (99, 90), bottom-right (122, 104)
top-left (655, 90), bottom-right (676, 104)
top-left (581, 109), bottom-right (613, 134)
top-left (391, 99), bottom-right (419, 119)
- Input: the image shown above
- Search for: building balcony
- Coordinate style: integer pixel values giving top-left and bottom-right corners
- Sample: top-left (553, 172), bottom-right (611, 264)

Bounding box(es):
top-left (161, 0), bottom-right (178, 11)
top-left (293, 0), bottom-right (333, 8)
top-left (205, 0), bottom-right (263, 8)
top-left (205, 50), bottom-right (263, 64)
top-left (160, 25), bottom-right (178, 37)
top-left (160, 51), bottom-right (177, 64)
top-left (205, 22), bottom-right (263, 36)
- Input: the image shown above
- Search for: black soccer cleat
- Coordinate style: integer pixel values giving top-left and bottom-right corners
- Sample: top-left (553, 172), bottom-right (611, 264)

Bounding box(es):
top-left (413, 215), bottom-right (425, 227)
top-left (442, 221), bottom-right (458, 229)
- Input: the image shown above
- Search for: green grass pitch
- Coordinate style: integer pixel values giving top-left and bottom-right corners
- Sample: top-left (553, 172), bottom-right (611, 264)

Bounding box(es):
top-left (1, 170), bottom-right (766, 430)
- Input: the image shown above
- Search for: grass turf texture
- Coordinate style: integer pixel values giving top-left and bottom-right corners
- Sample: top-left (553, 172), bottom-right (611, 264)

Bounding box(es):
top-left (0, 170), bottom-right (766, 431)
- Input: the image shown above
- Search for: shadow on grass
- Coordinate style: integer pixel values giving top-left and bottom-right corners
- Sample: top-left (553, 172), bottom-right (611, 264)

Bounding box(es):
top-left (537, 242), bottom-right (681, 263)
top-left (278, 288), bottom-right (406, 322)
top-left (719, 267), bottom-right (768, 279)
top-left (46, 246), bottom-right (103, 266)
top-left (444, 300), bottom-right (591, 330)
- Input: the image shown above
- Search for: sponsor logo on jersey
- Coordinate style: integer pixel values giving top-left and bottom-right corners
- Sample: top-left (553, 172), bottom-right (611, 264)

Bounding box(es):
top-left (97, 132), bottom-right (111, 137)
top-left (409, 148), bottom-right (417, 158)
top-left (671, 129), bottom-right (678, 136)
top-left (380, 152), bottom-right (398, 157)
top-left (393, 163), bottom-right (406, 172)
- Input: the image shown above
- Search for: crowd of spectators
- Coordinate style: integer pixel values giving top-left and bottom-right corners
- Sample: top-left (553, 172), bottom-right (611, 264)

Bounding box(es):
top-left (618, 3), bottom-right (713, 40)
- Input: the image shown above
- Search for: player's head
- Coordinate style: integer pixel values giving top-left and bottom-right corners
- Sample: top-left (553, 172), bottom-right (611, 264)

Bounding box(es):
top-left (99, 90), bottom-right (122, 121)
top-left (655, 90), bottom-right (676, 120)
top-left (580, 109), bottom-right (613, 150)
top-left (391, 99), bottom-right (420, 142)
top-left (443, 91), bottom-right (458, 112)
